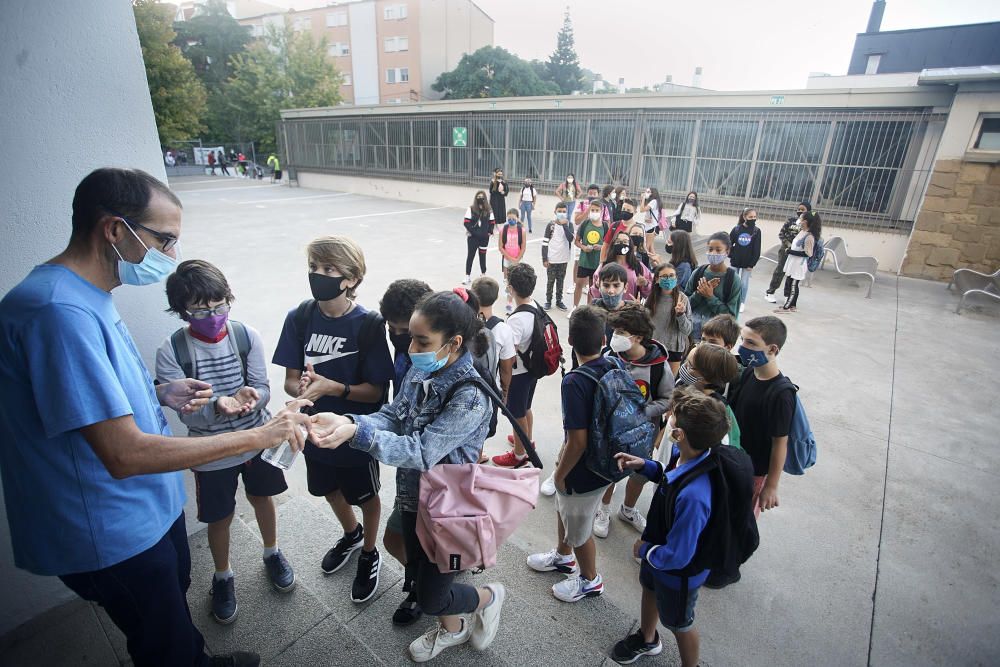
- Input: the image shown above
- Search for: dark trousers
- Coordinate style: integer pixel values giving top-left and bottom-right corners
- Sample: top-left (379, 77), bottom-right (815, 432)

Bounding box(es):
top-left (546, 262), bottom-right (567, 303)
top-left (401, 510), bottom-right (480, 617)
top-left (465, 235), bottom-right (487, 275)
top-left (767, 247), bottom-right (789, 293)
top-left (59, 514), bottom-right (209, 667)
top-left (783, 276), bottom-right (801, 308)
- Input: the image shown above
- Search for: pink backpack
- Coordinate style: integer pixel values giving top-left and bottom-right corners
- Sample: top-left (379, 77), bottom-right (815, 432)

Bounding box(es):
top-left (415, 376), bottom-right (543, 572)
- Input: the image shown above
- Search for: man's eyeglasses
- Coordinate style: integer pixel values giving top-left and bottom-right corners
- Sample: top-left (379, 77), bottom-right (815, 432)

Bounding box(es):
top-left (109, 210), bottom-right (179, 252)
top-left (186, 304), bottom-right (231, 320)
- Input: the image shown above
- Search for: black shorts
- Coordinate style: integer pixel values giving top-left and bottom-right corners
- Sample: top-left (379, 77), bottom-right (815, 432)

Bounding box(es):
top-left (576, 265), bottom-right (597, 280)
top-left (639, 562), bottom-right (699, 632)
top-left (667, 350), bottom-right (686, 362)
top-left (507, 372), bottom-right (537, 419)
top-left (305, 456), bottom-right (380, 506)
top-left (194, 453), bottom-right (288, 524)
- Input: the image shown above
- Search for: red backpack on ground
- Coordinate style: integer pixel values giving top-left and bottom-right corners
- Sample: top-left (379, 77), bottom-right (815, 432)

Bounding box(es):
top-left (512, 301), bottom-right (564, 378)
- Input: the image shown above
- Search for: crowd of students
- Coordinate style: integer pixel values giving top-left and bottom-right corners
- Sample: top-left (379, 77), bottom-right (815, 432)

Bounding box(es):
top-left (154, 179), bottom-right (813, 663)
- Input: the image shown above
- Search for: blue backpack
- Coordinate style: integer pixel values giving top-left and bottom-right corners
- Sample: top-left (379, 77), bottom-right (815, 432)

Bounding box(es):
top-left (783, 386), bottom-right (817, 474)
top-left (806, 237), bottom-right (825, 273)
top-left (569, 357), bottom-right (658, 484)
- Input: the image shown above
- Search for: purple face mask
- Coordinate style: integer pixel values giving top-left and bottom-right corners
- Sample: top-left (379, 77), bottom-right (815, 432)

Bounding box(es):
top-left (189, 313), bottom-right (228, 339)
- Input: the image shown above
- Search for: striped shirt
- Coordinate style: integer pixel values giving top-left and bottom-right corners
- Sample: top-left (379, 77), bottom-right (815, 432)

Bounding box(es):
top-left (155, 323), bottom-right (272, 472)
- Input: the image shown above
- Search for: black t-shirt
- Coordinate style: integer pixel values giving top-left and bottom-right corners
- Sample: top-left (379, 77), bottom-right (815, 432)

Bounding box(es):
top-left (561, 357), bottom-right (613, 493)
top-left (730, 369), bottom-right (795, 476)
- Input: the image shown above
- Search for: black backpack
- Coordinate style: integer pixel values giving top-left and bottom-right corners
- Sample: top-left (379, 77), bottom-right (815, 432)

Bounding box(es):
top-left (473, 316), bottom-right (503, 437)
top-left (691, 265), bottom-right (738, 304)
top-left (645, 445), bottom-right (759, 598)
top-left (294, 299), bottom-right (388, 407)
top-left (512, 301), bottom-right (564, 379)
top-left (502, 223), bottom-right (524, 248)
top-left (171, 320), bottom-right (251, 382)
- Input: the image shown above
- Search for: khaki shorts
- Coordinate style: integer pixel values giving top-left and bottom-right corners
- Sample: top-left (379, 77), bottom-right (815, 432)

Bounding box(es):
top-left (555, 485), bottom-right (611, 548)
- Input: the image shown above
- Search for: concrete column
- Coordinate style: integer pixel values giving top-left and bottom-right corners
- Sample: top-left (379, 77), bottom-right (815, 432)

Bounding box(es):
top-left (0, 0), bottom-right (179, 634)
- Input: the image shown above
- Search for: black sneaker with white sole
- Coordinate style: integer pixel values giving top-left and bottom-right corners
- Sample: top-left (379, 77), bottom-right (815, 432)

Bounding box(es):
top-left (209, 576), bottom-right (238, 625)
top-left (611, 631), bottom-right (663, 664)
top-left (321, 527), bottom-right (364, 574)
top-left (351, 548), bottom-right (381, 603)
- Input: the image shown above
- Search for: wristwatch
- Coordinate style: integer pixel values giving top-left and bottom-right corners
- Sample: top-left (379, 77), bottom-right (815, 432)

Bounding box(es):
top-left (341, 383), bottom-right (351, 400)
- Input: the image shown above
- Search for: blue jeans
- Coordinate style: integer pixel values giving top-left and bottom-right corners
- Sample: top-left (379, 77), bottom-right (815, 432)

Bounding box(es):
top-left (736, 267), bottom-right (753, 306)
top-left (59, 513), bottom-right (209, 667)
top-left (519, 201), bottom-right (533, 232)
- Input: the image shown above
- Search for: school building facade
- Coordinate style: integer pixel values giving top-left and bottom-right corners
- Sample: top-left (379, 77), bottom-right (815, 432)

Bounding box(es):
top-left (276, 69), bottom-right (1000, 281)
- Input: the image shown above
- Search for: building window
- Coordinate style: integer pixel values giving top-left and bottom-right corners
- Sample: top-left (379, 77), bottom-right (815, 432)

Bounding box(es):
top-left (399, 67), bottom-right (409, 83)
top-left (384, 36), bottom-right (409, 52)
top-left (386, 68), bottom-right (409, 84)
top-left (326, 11), bottom-right (347, 27)
top-left (384, 4), bottom-right (408, 20)
top-left (250, 24), bottom-right (264, 37)
top-left (328, 42), bottom-right (350, 57)
top-left (865, 54), bottom-right (881, 75)
top-left (342, 73), bottom-right (352, 86)
top-left (293, 16), bottom-right (311, 32)
top-left (973, 116), bottom-right (1000, 151)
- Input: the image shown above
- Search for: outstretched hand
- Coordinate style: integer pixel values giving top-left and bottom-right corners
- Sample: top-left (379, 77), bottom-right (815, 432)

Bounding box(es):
top-left (614, 452), bottom-right (645, 472)
top-left (309, 412), bottom-right (357, 449)
top-left (159, 378), bottom-right (213, 414)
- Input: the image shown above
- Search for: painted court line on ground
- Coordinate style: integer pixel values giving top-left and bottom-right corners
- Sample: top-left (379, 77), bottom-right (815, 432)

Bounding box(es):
top-left (326, 206), bottom-right (450, 222)
top-left (174, 184), bottom-right (283, 194)
top-left (237, 192), bottom-right (354, 205)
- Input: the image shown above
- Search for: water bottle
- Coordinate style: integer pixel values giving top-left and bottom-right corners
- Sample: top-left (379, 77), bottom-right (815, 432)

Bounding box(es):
top-left (262, 425), bottom-right (308, 470)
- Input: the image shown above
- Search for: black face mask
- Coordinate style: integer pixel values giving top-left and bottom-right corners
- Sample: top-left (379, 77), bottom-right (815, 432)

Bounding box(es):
top-left (665, 243), bottom-right (674, 255)
top-left (745, 219), bottom-right (757, 226)
top-left (389, 331), bottom-right (411, 353)
top-left (613, 243), bottom-right (629, 256)
top-left (620, 211), bottom-right (634, 221)
top-left (309, 273), bottom-right (347, 302)
top-left (630, 235), bottom-right (644, 247)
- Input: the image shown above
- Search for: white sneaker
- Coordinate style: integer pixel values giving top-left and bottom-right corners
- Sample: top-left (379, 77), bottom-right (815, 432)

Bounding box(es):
top-left (593, 505), bottom-right (611, 539)
top-left (470, 583), bottom-right (505, 650)
top-left (540, 473), bottom-right (557, 496)
top-left (409, 617), bottom-right (472, 662)
top-left (552, 574), bottom-right (604, 602)
top-left (526, 549), bottom-right (580, 575)
top-left (764, 291), bottom-right (776, 303)
top-left (462, 275), bottom-right (471, 286)
top-left (618, 506), bottom-right (647, 534)
top-left (739, 303), bottom-right (746, 313)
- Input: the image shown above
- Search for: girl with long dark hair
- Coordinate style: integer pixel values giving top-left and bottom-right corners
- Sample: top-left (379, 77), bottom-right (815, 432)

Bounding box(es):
top-left (590, 230), bottom-right (653, 301)
top-left (646, 262), bottom-right (692, 374)
top-left (488, 168), bottom-right (508, 224)
top-left (670, 191), bottom-right (701, 233)
top-left (463, 191), bottom-right (495, 284)
top-left (555, 173), bottom-right (582, 203)
top-left (777, 211), bottom-right (822, 313)
top-left (664, 229), bottom-right (697, 291)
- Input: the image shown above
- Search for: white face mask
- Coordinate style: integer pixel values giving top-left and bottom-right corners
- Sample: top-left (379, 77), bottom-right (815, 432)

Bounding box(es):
top-left (589, 211), bottom-right (601, 222)
top-left (610, 333), bottom-right (633, 353)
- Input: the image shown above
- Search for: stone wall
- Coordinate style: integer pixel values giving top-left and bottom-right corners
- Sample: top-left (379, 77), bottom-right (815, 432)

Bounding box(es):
top-left (901, 159), bottom-right (1000, 280)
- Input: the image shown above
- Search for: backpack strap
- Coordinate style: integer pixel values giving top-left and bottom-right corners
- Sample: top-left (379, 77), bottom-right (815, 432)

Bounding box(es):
top-left (485, 315), bottom-right (503, 330)
top-left (721, 267), bottom-right (736, 305)
top-left (227, 320), bottom-right (251, 384)
top-left (442, 375), bottom-right (543, 469)
top-left (170, 328), bottom-right (195, 379)
top-left (294, 298), bottom-right (316, 369)
top-left (511, 303), bottom-right (538, 370)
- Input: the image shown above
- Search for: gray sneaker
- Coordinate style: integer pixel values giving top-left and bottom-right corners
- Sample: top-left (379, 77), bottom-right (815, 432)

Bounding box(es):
top-left (264, 550), bottom-right (295, 592)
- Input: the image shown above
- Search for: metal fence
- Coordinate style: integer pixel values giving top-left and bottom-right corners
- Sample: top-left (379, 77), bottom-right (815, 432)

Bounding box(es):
top-left (278, 108), bottom-right (947, 232)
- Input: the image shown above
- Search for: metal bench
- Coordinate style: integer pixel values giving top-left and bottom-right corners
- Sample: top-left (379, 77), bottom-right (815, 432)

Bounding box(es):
top-left (948, 268), bottom-right (1000, 314)
top-left (820, 236), bottom-right (878, 298)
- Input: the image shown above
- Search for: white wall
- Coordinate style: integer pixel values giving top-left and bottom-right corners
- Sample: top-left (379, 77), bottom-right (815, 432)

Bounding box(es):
top-left (296, 171), bottom-right (910, 271)
top-left (349, 1), bottom-right (380, 106)
top-left (0, 0), bottom-right (183, 636)
top-left (936, 82), bottom-right (1000, 159)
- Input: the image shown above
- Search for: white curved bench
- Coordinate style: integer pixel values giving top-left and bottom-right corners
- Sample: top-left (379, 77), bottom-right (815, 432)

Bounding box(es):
top-left (948, 268), bottom-right (1000, 314)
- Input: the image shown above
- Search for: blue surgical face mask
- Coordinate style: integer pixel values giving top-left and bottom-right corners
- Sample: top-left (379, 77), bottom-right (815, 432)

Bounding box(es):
top-left (556, 211), bottom-right (567, 220)
top-left (601, 289), bottom-right (623, 309)
top-left (738, 344), bottom-right (770, 368)
top-left (112, 223), bottom-right (177, 286)
top-left (409, 340), bottom-right (453, 374)
top-left (507, 218), bottom-right (517, 225)
top-left (659, 277), bottom-right (677, 290)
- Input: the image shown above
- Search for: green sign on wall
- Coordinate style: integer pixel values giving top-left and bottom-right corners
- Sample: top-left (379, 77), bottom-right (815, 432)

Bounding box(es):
top-left (452, 127), bottom-right (468, 147)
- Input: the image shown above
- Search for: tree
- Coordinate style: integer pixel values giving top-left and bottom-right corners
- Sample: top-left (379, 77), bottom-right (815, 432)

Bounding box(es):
top-left (223, 26), bottom-right (342, 153)
top-left (133, 0), bottom-right (207, 145)
top-left (547, 7), bottom-right (583, 95)
top-left (432, 47), bottom-right (560, 100)
top-left (172, 0), bottom-right (251, 92)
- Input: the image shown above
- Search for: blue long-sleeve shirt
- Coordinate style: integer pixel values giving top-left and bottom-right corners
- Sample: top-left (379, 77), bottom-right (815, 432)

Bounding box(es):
top-left (637, 449), bottom-right (713, 590)
top-left (349, 351), bottom-right (490, 513)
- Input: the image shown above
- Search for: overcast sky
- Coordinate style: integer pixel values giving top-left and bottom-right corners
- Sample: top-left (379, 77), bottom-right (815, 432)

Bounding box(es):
top-left (276, 0), bottom-right (1000, 90)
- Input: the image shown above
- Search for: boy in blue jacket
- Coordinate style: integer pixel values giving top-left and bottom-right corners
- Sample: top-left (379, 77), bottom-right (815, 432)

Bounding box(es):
top-left (610, 388), bottom-right (731, 666)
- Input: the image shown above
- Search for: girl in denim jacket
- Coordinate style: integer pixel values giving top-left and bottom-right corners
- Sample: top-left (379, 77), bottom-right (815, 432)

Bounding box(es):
top-left (310, 291), bottom-right (507, 663)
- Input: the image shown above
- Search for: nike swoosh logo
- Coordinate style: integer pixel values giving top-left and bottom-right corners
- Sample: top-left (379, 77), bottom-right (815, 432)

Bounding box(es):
top-left (305, 350), bottom-right (358, 365)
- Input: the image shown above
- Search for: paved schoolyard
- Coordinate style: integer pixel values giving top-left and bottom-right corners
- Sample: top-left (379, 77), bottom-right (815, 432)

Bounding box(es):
top-left (1, 176), bottom-right (998, 666)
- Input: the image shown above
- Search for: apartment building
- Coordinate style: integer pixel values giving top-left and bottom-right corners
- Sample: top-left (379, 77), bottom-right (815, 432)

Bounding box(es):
top-left (234, 0), bottom-right (494, 106)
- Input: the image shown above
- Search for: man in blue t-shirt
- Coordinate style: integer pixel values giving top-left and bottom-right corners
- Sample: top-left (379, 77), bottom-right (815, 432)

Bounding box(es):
top-left (0, 168), bottom-right (308, 667)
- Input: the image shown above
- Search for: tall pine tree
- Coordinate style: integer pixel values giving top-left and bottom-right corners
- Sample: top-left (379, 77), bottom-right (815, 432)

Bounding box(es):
top-left (546, 7), bottom-right (583, 95)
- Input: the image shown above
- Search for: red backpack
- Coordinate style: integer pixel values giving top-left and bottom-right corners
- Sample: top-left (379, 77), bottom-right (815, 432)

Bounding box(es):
top-left (512, 301), bottom-right (564, 378)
